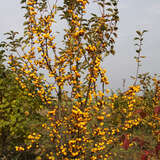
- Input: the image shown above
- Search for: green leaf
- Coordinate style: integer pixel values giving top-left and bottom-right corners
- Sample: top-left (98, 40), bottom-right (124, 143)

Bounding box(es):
top-left (98, 2), bottom-right (104, 8)
top-left (134, 37), bottom-right (139, 40)
top-left (142, 30), bottom-right (148, 34)
top-left (136, 30), bottom-right (142, 36)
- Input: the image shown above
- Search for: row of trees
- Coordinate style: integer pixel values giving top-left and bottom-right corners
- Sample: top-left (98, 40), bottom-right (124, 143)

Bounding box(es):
top-left (0, 0), bottom-right (160, 159)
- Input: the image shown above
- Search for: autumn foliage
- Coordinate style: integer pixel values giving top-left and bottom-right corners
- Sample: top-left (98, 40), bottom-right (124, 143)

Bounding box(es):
top-left (0, 0), bottom-right (160, 159)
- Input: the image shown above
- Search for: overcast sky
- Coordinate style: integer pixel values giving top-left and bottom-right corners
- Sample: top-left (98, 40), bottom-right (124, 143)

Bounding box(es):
top-left (0, 0), bottom-right (160, 91)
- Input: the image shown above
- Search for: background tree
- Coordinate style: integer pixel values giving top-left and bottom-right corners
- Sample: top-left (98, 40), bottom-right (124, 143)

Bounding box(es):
top-left (0, 40), bottom-right (46, 159)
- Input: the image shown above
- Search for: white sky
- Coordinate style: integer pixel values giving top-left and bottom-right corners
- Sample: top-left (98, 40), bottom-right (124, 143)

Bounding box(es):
top-left (0, 0), bottom-right (160, 91)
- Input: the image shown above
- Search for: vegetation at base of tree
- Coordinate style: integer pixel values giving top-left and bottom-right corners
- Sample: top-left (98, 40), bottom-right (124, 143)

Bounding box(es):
top-left (0, 0), bottom-right (160, 159)
top-left (0, 49), bottom-right (46, 159)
